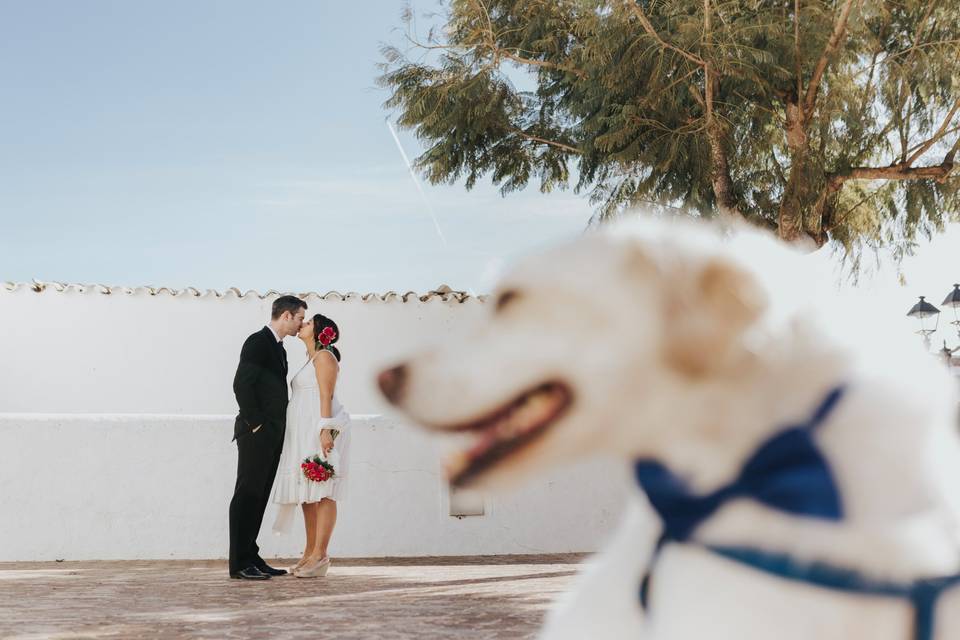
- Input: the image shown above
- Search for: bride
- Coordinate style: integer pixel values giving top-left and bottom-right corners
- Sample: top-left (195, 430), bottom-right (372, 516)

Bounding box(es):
top-left (271, 313), bottom-right (351, 578)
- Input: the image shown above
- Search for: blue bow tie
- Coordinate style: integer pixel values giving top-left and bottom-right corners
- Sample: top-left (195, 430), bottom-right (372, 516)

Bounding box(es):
top-left (634, 386), bottom-right (846, 542)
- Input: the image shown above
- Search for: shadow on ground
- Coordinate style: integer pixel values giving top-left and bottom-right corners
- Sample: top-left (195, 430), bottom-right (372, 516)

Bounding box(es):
top-left (0, 555), bottom-right (587, 639)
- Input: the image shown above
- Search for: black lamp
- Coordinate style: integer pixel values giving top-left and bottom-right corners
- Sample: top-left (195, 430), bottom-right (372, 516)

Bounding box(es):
top-left (938, 284), bottom-right (960, 367)
top-left (906, 296), bottom-right (940, 350)
top-left (942, 284), bottom-right (960, 339)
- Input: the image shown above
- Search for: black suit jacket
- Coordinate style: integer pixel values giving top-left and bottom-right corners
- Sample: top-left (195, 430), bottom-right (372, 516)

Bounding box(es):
top-left (232, 327), bottom-right (288, 441)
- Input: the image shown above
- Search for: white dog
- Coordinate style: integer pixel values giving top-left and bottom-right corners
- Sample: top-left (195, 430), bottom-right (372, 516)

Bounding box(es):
top-left (377, 218), bottom-right (960, 640)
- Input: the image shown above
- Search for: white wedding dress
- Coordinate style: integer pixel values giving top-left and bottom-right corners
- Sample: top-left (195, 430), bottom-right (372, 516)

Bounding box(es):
top-left (271, 348), bottom-right (351, 534)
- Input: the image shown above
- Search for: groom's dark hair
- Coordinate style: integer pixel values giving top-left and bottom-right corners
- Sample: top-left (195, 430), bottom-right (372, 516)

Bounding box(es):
top-left (271, 295), bottom-right (307, 319)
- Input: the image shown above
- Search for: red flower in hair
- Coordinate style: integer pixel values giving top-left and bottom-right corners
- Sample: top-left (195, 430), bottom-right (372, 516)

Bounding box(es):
top-left (318, 326), bottom-right (337, 346)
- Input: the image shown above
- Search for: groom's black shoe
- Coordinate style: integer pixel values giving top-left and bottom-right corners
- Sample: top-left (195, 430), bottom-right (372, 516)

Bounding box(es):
top-left (230, 566), bottom-right (271, 580)
top-left (256, 562), bottom-right (288, 576)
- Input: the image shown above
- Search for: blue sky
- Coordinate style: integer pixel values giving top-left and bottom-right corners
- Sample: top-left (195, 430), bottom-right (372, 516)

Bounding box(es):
top-left (0, 0), bottom-right (591, 294)
top-left (1, 0), bottom-right (956, 332)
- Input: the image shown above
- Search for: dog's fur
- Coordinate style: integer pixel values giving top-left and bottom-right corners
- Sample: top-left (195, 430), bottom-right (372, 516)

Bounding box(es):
top-left (381, 218), bottom-right (960, 639)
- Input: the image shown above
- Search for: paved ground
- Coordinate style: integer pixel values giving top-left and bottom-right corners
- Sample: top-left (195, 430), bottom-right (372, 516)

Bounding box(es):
top-left (0, 555), bottom-right (585, 639)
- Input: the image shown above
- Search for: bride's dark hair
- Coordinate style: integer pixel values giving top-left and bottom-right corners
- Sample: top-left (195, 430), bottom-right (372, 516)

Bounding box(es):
top-left (312, 313), bottom-right (341, 362)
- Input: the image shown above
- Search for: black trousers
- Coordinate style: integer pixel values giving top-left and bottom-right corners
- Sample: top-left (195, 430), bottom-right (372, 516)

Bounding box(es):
top-left (228, 426), bottom-right (283, 573)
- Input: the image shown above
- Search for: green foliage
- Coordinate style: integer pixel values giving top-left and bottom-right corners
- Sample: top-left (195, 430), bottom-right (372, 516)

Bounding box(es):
top-left (379, 0), bottom-right (960, 256)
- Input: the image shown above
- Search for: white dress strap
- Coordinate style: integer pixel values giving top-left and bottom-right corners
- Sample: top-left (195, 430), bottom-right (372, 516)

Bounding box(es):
top-left (291, 350), bottom-right (323, 379)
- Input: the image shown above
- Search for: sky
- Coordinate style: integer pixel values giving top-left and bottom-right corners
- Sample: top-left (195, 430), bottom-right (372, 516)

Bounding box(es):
top-left (828, 224), bottom-right (960, 350)
top-left (0, 0), bottom-right (956, 344)
top-left (0, 0), bottom-right (591, 295)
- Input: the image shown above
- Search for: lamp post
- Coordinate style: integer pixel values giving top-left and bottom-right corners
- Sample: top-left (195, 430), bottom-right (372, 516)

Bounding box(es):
top-left (907, 286), bottom-right (960, 369)
top-left (907, 296), bottom-right (940, 351)
top-left (942, 284), bottom-right (960, 340)
top-left (940, 284), bottom-right (960, 367)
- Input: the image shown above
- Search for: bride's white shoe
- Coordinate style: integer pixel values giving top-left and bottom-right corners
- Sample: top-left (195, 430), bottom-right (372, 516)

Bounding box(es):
top-left (294, 556), bottom-right (330, 578)
top-left (289, 558), bottom-right (309, 574)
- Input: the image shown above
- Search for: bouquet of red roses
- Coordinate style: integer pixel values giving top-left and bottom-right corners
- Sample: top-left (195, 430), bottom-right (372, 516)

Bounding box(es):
top-left (301, 455), bottom-right (336, 483)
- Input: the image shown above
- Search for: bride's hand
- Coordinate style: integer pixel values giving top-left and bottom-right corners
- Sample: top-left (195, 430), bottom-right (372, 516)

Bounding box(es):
top-left (320, 430), bottom-right (335, 456)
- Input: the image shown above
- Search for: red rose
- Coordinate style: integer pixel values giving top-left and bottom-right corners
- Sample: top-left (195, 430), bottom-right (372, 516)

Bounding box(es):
top-left (318, 326), bottom-right (337, 346)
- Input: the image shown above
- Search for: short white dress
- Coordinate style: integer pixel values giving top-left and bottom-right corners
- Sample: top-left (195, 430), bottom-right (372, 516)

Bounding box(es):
top-left (271, 348), bottom-right (351, 534)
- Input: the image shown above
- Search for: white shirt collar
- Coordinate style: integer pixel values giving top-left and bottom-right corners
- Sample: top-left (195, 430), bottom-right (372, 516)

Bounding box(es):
top-left (266, 325), bottom-right (282, 343)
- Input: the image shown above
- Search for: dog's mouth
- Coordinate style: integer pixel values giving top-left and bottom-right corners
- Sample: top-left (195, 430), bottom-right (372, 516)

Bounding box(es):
top-left (435, 381), bottom-right (572, 487)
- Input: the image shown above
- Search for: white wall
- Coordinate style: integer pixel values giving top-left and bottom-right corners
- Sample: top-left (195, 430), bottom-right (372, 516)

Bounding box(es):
top-left (0, 285), bottom-right (628, 561)
top-left (0, 284), bottom-right (480, 415)
top-left (0, 413), bottom-right (628, 561)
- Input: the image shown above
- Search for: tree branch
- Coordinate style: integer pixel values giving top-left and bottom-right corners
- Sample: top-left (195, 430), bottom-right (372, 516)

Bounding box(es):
top-left (829, 159), bottom-right (957, 189)
top-left (465, 0), bottom-right (587, 78)
top-left (702, 0), bottom-right (743, 222)
top-left (857, 47), bottom-right (882, 115)
top-left (833, 184), bottom-right (891, 224)
top-left (793, 0), bottom-right (802, 101)
top-left (624, 0), bottom-right (706, 67)
top-left (510, 128), bottom-right (582, 154)
top-left (704, 0), bottom-right (714, 125)
top-left (945, 136), bottom-right (960, 165)
top-left (905, 97), bottom-right (960, 166)
top-left (770, 150), bottom-right (787, 184)
top-left (636, 67), bottom-right (701, 111)
top-left (496, 48), bottom-right (587, 78)
top-left (890, 1), bottom-right (939, 162)
top-left (802, 0), bottom-right (856, 116)
top-left (858, 39), bottom-right (960, 77)
top-left (487, 48), bottom-right (587, 80)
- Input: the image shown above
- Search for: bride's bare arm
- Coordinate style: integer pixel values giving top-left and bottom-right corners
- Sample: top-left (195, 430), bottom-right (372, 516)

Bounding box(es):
top-left (314, 351), bottom-right (339, 453)
top-left (313, 350), bottom-right (339, 418)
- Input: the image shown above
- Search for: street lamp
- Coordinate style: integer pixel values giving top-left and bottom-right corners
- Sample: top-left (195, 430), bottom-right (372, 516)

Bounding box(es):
top-left (942, 284), bottom-right (960, 340)
top-left (940, 284), bottom-right (960, 367)
top-left (907, 286), bottom-right (960, 369)
top-left (907, 296), bottom-right (940, 351)
top-left (938, 341), bottom-right (957, 367)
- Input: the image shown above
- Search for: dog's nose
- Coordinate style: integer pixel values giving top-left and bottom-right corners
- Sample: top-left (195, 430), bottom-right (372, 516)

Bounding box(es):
top-left (377, 364), bottom-right (407, 404)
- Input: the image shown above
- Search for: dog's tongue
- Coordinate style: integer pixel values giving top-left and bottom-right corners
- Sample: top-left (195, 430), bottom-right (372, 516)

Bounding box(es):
top-left (444, 432), bottom-right (495, 478)
top-left (444, 451), bottom-right (471, 480)
top-left (469, 431), bottom-right (500, 455)
top-left (442, 384), bottom-right (571, 484)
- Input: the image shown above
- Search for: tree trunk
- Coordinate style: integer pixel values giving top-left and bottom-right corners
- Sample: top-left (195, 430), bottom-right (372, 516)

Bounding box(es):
top-left (707, 122), bottom-right (741, 221)
top-left (777, 97), bottom-right (810, 243)
top-left (778, 168), bottom-right (806, 242)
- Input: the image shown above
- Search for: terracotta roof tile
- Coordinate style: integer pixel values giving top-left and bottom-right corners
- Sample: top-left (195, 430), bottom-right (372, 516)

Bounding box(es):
top-left (2, 281), bottom-right (487, 303)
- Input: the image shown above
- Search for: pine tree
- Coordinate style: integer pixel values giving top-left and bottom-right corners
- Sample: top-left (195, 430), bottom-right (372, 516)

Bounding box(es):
top-left (379, 0), bottom-right (960, 259)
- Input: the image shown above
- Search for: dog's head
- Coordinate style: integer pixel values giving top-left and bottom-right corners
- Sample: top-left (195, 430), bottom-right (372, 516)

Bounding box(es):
top-left (378, 219), bottom-right (780, 490)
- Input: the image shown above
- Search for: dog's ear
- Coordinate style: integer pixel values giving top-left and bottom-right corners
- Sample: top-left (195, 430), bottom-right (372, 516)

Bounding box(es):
top-left (664, 258), bottom-right (766, 377)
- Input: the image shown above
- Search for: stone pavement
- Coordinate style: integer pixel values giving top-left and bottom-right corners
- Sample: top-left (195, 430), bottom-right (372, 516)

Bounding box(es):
top-left (0, 555), bottom-right (585, 639)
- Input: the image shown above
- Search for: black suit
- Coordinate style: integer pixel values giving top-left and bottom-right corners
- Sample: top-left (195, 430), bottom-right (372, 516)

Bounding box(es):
top-left (228, 326), bottom-right (288, 573)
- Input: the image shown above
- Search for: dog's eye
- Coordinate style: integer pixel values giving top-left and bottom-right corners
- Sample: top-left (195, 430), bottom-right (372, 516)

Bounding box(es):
top-left (494, 290), bottom-right (520, 312)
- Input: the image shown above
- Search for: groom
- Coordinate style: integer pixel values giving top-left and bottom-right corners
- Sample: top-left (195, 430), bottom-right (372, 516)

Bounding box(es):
top-left (228, 295), bottom-right (307, 580)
